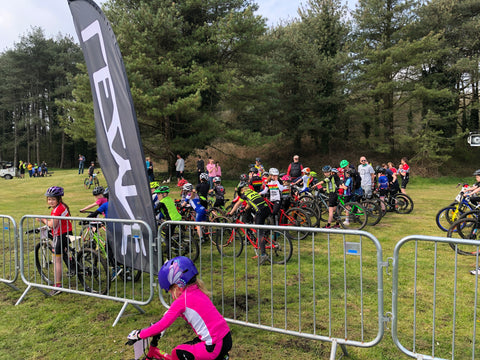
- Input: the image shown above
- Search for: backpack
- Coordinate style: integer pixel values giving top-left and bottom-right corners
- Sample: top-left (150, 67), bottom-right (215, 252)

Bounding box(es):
top-left (353, 171), bottom-right (362, 190)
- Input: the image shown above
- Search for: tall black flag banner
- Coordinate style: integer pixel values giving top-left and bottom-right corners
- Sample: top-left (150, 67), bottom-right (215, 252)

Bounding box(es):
top-left (68, 0), bottom-right (158, 273)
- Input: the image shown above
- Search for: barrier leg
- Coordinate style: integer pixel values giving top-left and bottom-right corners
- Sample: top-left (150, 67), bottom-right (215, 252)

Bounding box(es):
top-left (15, 284), bottom-right (49, 305)
top-left (112, 301), bottom-right (146, 327)
top-left (2, 282), bottom-right (20, 291)
top-left (330, 340), bottom-right (349, 360)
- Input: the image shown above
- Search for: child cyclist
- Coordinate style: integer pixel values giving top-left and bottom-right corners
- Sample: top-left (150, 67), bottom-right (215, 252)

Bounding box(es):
top-left (209, 176), bottom-right (226, 208)
top-left (319, 165), bottom-right (341, 228)
top-left (155, 186), bottom-right (182, 245)
top-left (180, 183), bottom-right (208, 242)
top-left (196, 173), bottom-right (210, 208)
top-left (259, 167), bottom-right (285, 225)
top-left (79, 186), bottom-right (108, 215)
top-left (36, 186), bottom-right (73, 296)
top-left (127, 256), bottom-right (232, 360)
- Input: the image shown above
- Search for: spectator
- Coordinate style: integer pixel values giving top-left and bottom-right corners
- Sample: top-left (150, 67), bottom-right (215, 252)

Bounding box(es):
top-left (215, 161), bottom-right (222, 177)
top-left (78, 154), bottom-right (85, 174)
top-left (19, 160), bottom-right (25, 178)
top-left (146, 156), bottom-right (154, 182)
top-left (175, 154), bottom-right (185, 180)
top-left (357, 156), bottom-right (375, 198)
top-left (196, 155), bottom-right (205, 183)
top-left (286, 155), bottom-right (303, 183)
top-left (399, 157), bottom-right (410, 194)
top-left (27, 162), bottom-right (33, 178)
top-left (206, 157), bottom-right (216, 189)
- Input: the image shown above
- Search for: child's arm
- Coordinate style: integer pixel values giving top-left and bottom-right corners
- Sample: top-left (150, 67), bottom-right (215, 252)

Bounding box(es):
top-left (80, 202), bottom-right (97, 212)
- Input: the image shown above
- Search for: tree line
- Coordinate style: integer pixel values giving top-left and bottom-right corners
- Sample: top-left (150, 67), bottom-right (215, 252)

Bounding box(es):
top-left (1, 0), bottom-right (479, 174)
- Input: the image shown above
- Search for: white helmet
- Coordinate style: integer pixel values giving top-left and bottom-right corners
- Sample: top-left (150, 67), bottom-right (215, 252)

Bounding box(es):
top-left (213, 176), bottom-right (221, 183)
top-left (182, 183), bottom-right (193, 191)
top-left (200, 172), bottom-right (209, 181)
top-left (269, 167), bottom-right (279, 176)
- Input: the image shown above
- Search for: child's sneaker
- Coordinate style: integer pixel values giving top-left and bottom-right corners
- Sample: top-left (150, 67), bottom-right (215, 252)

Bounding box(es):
top-left (322, 224), bottom-right (331, 229)
top-left (111, 266), bottom-right (123, 281)
top-left (49, 288), bottom-right (62, 296)
top-left (470, 267), bottom-right (480, 275)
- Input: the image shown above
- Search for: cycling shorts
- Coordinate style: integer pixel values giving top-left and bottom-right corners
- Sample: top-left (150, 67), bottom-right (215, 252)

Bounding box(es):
top-left (195, 207), bottom-right (207, 222)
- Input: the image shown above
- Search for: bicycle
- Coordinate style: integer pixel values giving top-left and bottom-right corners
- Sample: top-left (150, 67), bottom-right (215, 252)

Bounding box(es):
top-left (263, 197), bottom-right (312, 240)
top-left (336, 196), bottom-right (368, 230)
top-left (446, 216), bottom-right (480, 256)
top-left (126, 331), bottom-right (230, 360)
top-left (436, 183), bottom-right (478, 232)
top-left (157, 219), bottom-right (200, 262)
top-left (79, 216), bottom-right (142, 291)
top-left (215, 211), bottom-right (293, 263)
top-left (30, 225), bottom-right (110, 295)
top-left (372, 190), bottom-right (414, 215)
top-left (84, 171), bottom-right (100, 189)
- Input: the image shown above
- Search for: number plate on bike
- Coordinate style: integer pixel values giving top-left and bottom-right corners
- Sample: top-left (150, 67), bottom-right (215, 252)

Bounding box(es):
top-left (134, 338), bottom-right (149, 359)
top-left (455, 193), bottom-right (462, 202)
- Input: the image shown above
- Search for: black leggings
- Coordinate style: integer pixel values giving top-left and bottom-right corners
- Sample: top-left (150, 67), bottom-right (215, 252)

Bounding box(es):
top-left (174, 332), bottom-right (232, 360)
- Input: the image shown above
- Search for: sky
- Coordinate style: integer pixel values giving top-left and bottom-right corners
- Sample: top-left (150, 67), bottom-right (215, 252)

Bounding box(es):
top-left (0, 0), bottom-right (356, 52)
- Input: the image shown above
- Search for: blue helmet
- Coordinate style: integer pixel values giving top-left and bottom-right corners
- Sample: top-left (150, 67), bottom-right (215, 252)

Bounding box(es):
top-left (158, 256), bottom-right (198, 293)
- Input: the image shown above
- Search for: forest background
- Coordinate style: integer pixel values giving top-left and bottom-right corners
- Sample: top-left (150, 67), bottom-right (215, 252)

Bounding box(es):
top-left (1, 0), bottom-right (480, 179)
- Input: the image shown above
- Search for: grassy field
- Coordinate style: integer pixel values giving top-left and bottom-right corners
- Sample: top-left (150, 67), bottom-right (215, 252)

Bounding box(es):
top-left (0, 170), bottom-right (477, 360)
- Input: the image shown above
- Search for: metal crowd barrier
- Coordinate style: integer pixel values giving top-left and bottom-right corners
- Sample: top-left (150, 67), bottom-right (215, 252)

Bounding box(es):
top-left (16, 215), bottom-right (155, 326)
top-left (0, 215), bottom-right (19, 291)
top-left (158, 220), bottom-right (385, 359)
top-left (2, 213), bottom-right (480, 358)
top-left (392, 235), bottom-right (480, 360)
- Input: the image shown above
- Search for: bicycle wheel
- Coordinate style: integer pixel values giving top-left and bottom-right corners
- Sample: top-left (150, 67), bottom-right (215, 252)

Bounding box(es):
top-left (216, 227), bottom-right (244, 258)
top-left (297, 195), bottom-right (321, 227)
top-left (446, 218), bottom-right (480, 256)
top-left (34, 241), bottom-right (55, 285)
top-left (435, 206), bottom-right (463, 232)
top-left (264, 230), bottom-right (293, 264)
top-left (280, 207), bottom-right (311, 240)
top-left (94, 176), bottom-right (100, 187)
top-left (360, 199), bottom-right (383, 226)
top-left (84, 178), bottom-right (90, 189)
top-left (76, 248), bottom-right (109, 294)
top-left (393, 193), bottom-right (414, 214)
top-left (168, 229), bottom-right (200, 262)
top-left (337, 201), bottom-right (367, 230)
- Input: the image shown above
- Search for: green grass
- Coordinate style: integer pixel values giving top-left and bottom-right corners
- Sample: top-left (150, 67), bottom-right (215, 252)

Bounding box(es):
top-left (0, 171), bottom-right (477, 359)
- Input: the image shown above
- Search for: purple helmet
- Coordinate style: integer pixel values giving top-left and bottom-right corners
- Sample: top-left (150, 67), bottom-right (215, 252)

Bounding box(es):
top-left (45, 186), bottom-right (64, 197)
top-left (158, 256), bottom-right (198, 293)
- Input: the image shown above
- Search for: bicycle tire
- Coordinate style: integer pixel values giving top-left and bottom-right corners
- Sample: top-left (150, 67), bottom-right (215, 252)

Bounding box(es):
top-left (76, 248), bottom-right (110, 295)
top-left (84, 178), bottom-right (90, 189)
top-left (297, 195), bottom-right (321, 227)
top-left (446, 218), bottom-right (480, 256)
top-left (337, 201), bottom-right (367, 230)
top-left (393, 193), bottom-right (414, 214)
top-left (167, 229), bottom-right (200, 262)
top-left (361, 199), bottom-right (383, 226)
top-left (264, 230), bottom-right (293, 264)
top-left (94, 177), bottom-right (100, 187)
top-left (215, 226), bottom-right (244, 258)
top-left (280, 207), bottom-right (311, 240)
top-left (435, 206), bottom-right (463, 232)
top-left (34, 241), bottom-right (55, 285)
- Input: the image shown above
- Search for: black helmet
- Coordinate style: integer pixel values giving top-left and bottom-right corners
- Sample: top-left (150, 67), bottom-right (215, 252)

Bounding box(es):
top-left (322, 165), bottom-right (332, 173)
top-left (240, 173), bottom-right (248, 181)
top-left (237, 181), bottom-right (248, 189)
top-left (374, 165), bottom-right (383, 173)
top-left (92, 186), bottom-right (104, 196)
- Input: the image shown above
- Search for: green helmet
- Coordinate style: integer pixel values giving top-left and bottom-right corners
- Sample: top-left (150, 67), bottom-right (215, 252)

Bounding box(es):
top-left (154, 186), bottom-right (170, 194)
top-left (340, 159), bottom-right (349, 168)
